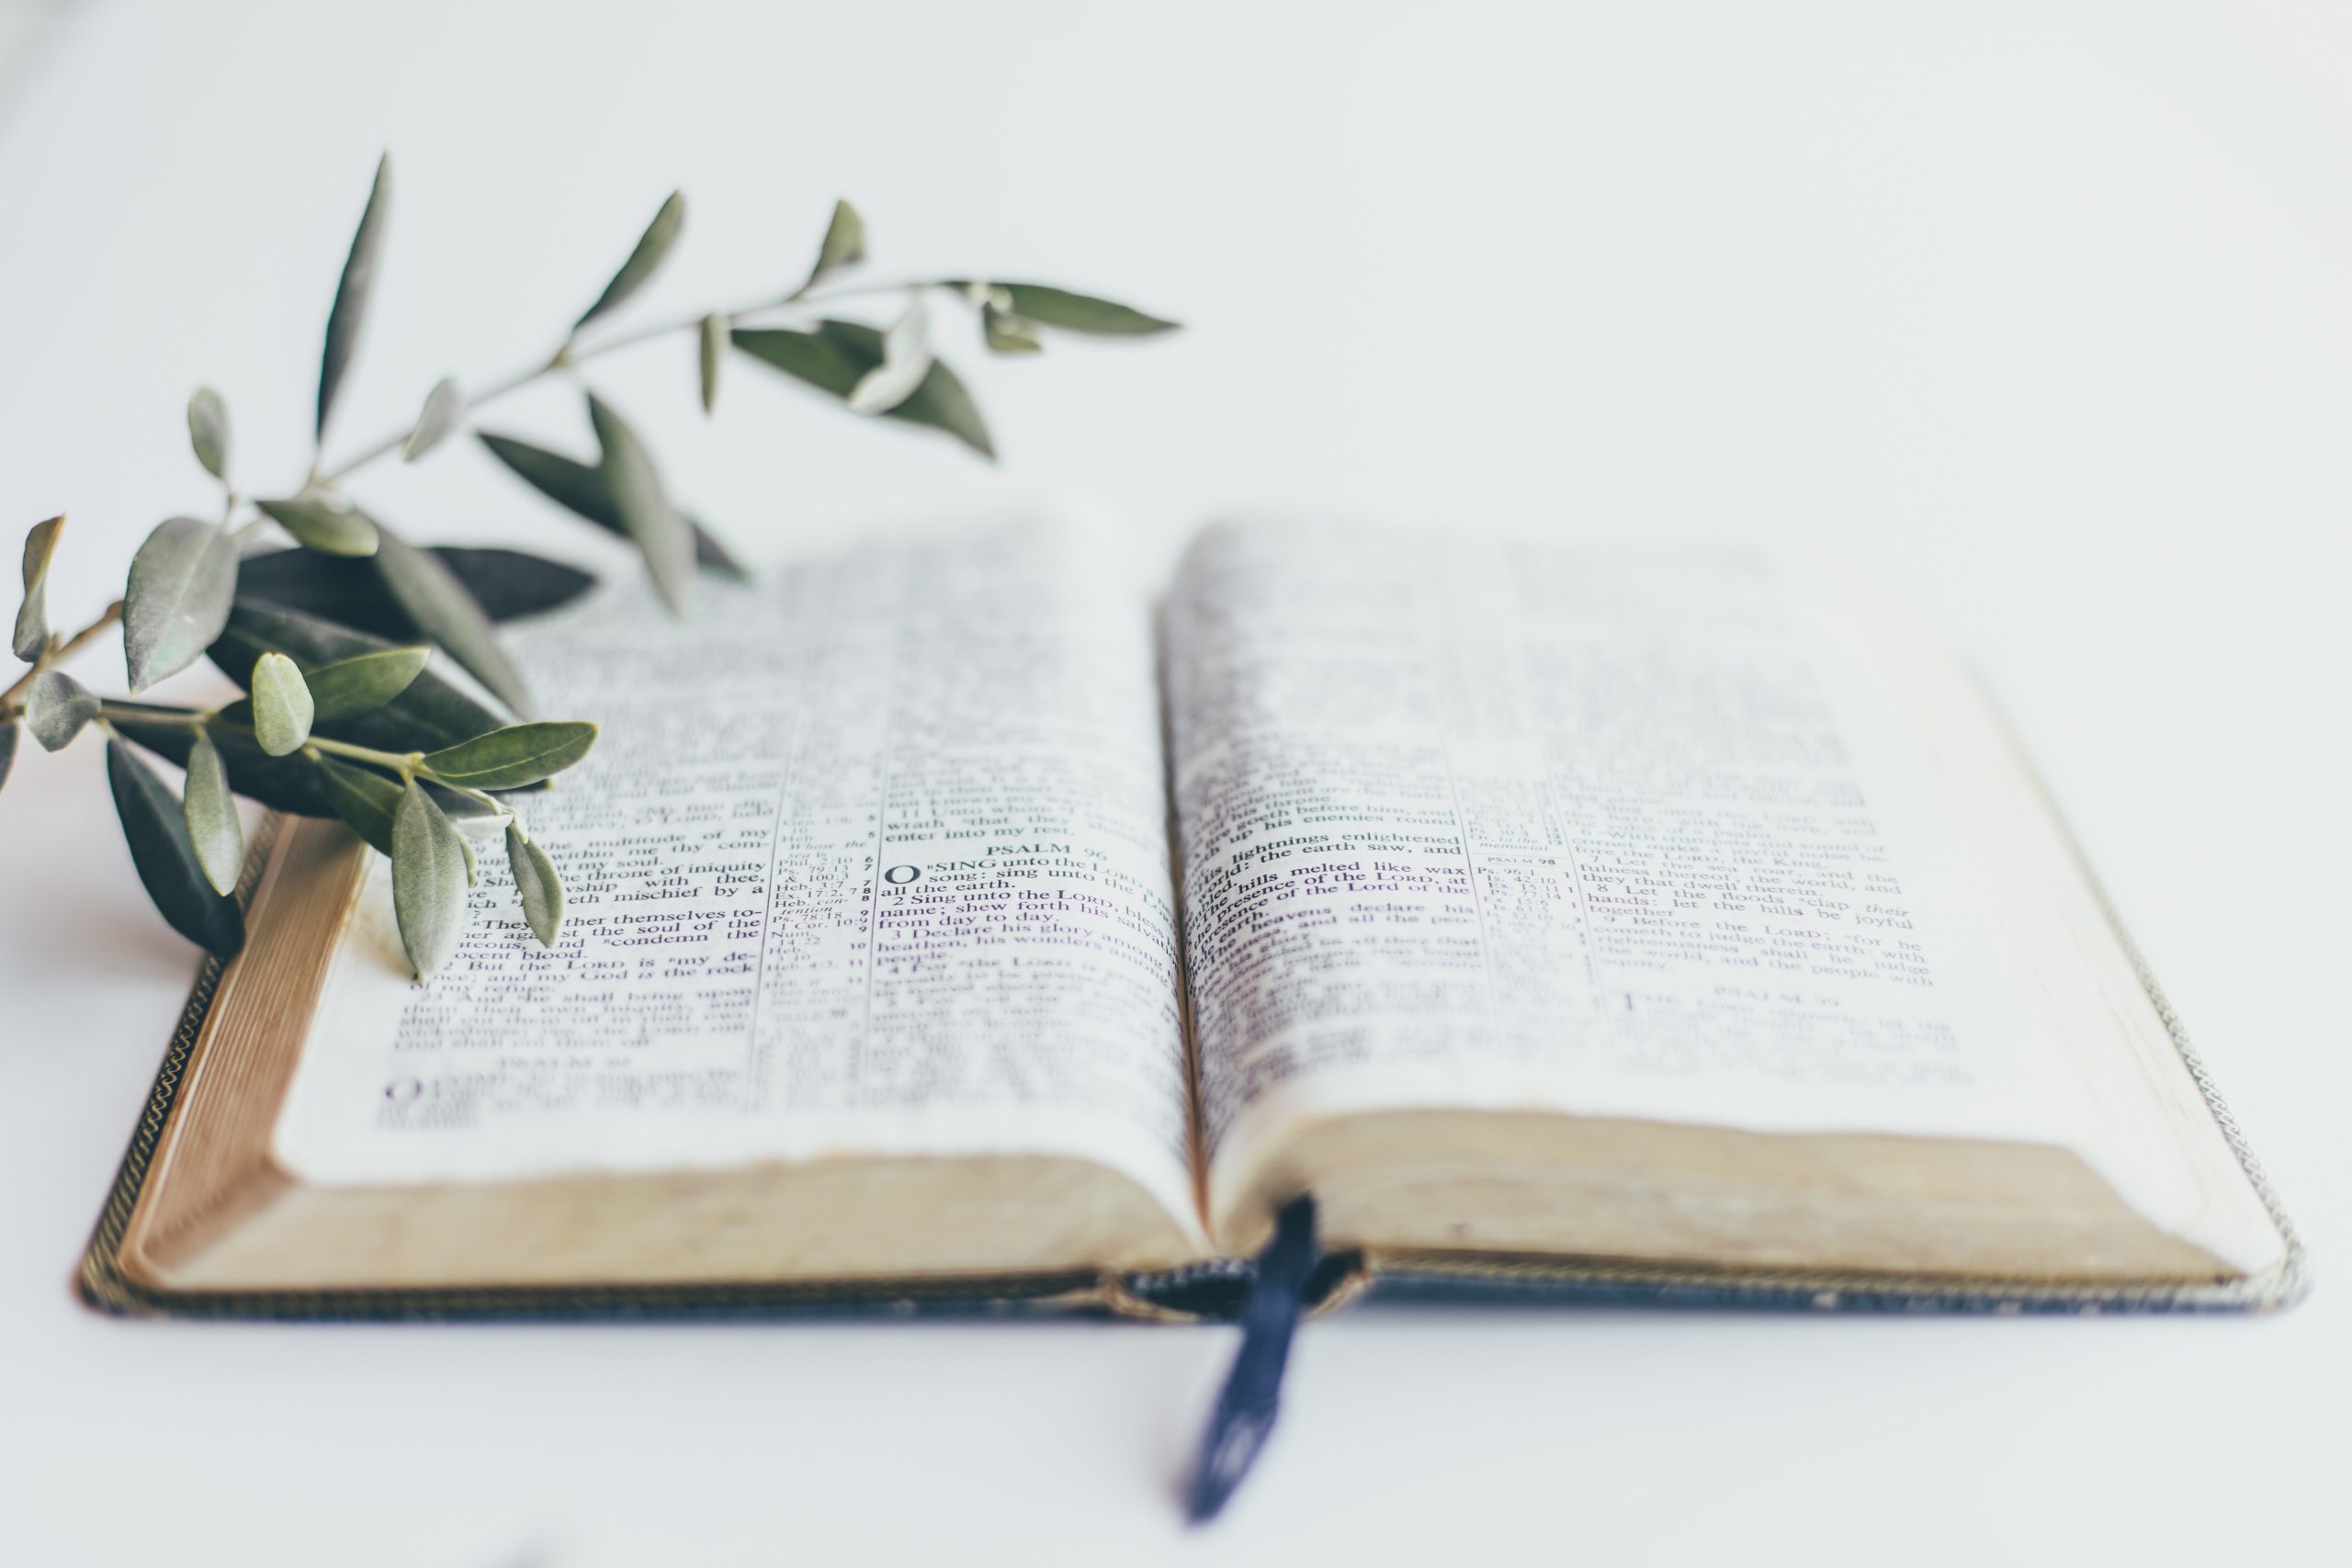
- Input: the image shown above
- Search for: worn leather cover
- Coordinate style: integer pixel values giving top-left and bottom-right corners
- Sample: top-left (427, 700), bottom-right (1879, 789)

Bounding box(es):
top-left (77, 812), bottom-right (2309, 1325)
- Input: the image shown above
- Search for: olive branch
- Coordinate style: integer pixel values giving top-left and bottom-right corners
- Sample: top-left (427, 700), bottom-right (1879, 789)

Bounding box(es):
top-left (0, 153), bottom-right (1176, 978)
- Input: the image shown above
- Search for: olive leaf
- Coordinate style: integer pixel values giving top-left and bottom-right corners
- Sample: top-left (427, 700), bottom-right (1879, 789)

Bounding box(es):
top-left (846, 294), bottom-right (933, 415)
top-left (318, 152), bottom-right (392, 441)
top-left (237, 544), bottom-right (599, 633)
top-left (183, 730), bottom-right (244, 896)
top-left (251, 650), bottom-right (315, 756)
top-left (955, 282), bottom-right (1178, 335)
top-left (14, 513), bottom-right (63, 662)
top-left (730, 321), bottom-right (994, 458)
top-left (123, 516), bottom-right (239, 692)
top-left (106, 734), bottom-right (244, 957)
top-left (187, 388), bottom-right (232, 481)
top-left (981, 299), bottom-right (1043, 355)
top-left (421, 720), bottom-right (597, 791)
top-left (698, 313), bottom-right (727, 414)
top-left (474, 434), bottom-right (748, 581)
top-left (506, 821), bottom-right (564, 948)
top-left (575, 189), bottom-right (685, 332)
top-left (0, 720), bottom-right (17, 797)
top-left (304, 645), bottom-right (431, 720)
top-left (209, 602), bottom-right (506, 754)
top-left (402, 377), bottom-right (464, 461)
top-left (584, 394), bottom-right (695, 615)
top-left (312, 753), bottom-right (401, 852)
top-left (255, 494), bottom-right (379, 557)
top-left (370, 522), bottom-right (536, 717)
top-left (25, 669), bottom-right (98, 750)
top-left (802, 198), bottom-right (865, 290)
top-left (390, 777), bottom-right (469, 976)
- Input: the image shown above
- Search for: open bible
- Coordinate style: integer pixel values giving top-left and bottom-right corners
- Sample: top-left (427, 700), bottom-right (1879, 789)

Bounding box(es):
top-left (85, 520), bottom-right (2301, 1315)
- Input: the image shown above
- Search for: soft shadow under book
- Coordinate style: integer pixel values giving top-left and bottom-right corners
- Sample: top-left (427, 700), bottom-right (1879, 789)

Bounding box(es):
top-left (85, 520), bottom-right (2302, 1334)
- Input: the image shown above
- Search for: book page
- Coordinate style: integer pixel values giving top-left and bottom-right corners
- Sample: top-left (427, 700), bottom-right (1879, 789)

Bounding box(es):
top-left (1165, 521), bottom-right (2223, 1247)
top-left (274, 523), bottom-right (1200, 1240)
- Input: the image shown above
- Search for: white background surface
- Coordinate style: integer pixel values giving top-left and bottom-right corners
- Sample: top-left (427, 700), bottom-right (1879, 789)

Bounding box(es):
top-left (2, 2), bottom-right (2346, 1562)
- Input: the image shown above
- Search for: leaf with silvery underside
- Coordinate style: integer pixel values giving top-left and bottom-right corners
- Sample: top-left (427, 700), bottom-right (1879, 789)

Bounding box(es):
top-left (251, 650), bottom-right (315, 756)
top-left (303, 645), bottom-right (431, 721)
top-left (952, 282), bottom-right (1179, 335)
top-left (25, 669), bottom-right (97, 750)
top-left (584, 394), bottom-right (694, 615)
top-left (729, 321), bottom-right (994, 459)
top-left (846, 295), bottom-right (933, 415)
top-left (390, 777), bottom-right (469, 977)
top-left (506, 821), bottom-right (564, 948)
top-left (421, 720), bottom-right (597, 791)
top-left (474, 434), bottom-right (748, 581)
top-left (256, 494), bottom-right (379, 558)
top-left (183, 730), bottom-right (243, 897)
top-left (575, 189), bottom-right (684, 332)
top-left (369, 522), bottom-right (535, 717)
top-left (0, 720), bottom-right (17, 796)
top-left (236, 545), bottom-right (599, 634)
top-left (15, 513), bottom-right (63, 662)
top-left (106, 734), bottom-right (244, 957)
top-left (208, 602), bottom-right (505, 755)
top-left (318, 152), bottom-right (391, 440)
top-left (187, 388), bottom-right (231, 480)
top-left (699, 313), bottom-right (726, 414)
top-left (313, 752), bottom-right (400, 853)
top-left (402, 377), bottom-right (465, 462)
top-left (123, 516), bottom-right (239, 693)
top-left (802, 198), bottom-right (865, 291)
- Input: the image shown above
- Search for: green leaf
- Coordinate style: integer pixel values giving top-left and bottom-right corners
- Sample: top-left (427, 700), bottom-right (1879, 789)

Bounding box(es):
top-left (699, 312), bottom-right (727, 414)
top-left (370, 522), bottom-right (535, 717)
top-left (474, 433), bottom-right (747, 581)
top-left (981, 300), bottom-right (1043, 355)
top-left (106, 734), bottom-right (244, 957)
top-left (402, 377), bottom-right (464, 462)
top-left (318, 152), bottom-right (392, 440)
top-left (208, 602), bottom-right (506, 756)
top-left (251, 650), bottom-right (315, 756)
top-left (420, 720), bottom-right (597, 791)
top-left (0, 719), bottom-right (16, 795)
top-left (256, 494), bottom-right (379, 557)
top-left (584, 394), bottom-right (694, 615)
top-left (123, 516), bottom-right (239, 692)
top-left (506, 821), bottom-right (564, 948)
top-left (183, 730), bottom-right (243, 896)
top-left (311, 753), bottom-right (401, 852)
top-left (187, 388), bottom-right (232, 481)
top-left (575, 189), bottom-right (684, 331)
top-left (107, 701), bottom-right (333, 816)
top-left (966, 282), bottom-right (1178, 335)
top-left (25, 669), bottom-right (96, 750)
top-left (729, 321), bottom-right (994, 458)
top-left (304, 644), bottom-right (430, 721)
top-left (390, 777), bottom-right (469, 976)
top-left (14, 513), bottom-right (63, 662)
top-left (239, 544), bottom-right (599, 632)
top-left (803, 198), bottom-right (865, 290)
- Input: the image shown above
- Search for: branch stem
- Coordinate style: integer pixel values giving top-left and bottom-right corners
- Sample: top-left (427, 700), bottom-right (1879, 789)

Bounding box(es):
top-left (311, 276), bottom-right (926, 487)
top-left (95, 702), bottom-right (422, 776)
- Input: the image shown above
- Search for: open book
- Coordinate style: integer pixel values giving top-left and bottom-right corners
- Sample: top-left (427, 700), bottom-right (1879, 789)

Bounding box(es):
top-left (89, 520), bottom-right (2300, 1313)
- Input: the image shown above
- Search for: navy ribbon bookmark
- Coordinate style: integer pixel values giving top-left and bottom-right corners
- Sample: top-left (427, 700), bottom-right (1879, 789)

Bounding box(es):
top-left (1185, 1193), bottom-right (1318, 1524)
